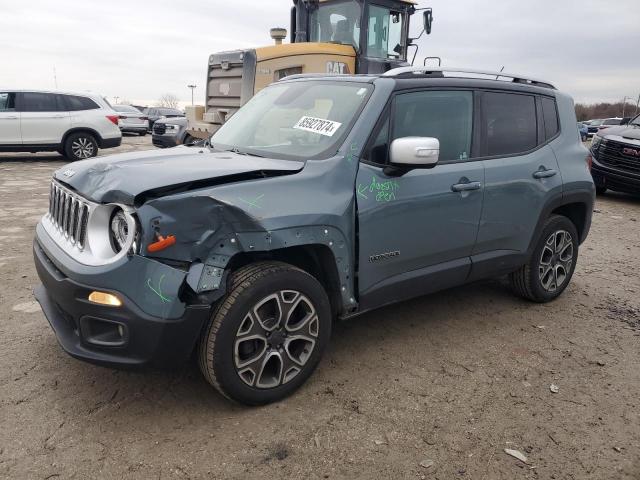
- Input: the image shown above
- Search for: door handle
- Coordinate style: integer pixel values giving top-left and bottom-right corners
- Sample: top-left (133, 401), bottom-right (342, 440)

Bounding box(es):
top-left (451, 181), bottom-right (482, 192)
top-left (0, 116), bottom-right (18, 120)
top-left (533, 168), bottom-right (557, 179)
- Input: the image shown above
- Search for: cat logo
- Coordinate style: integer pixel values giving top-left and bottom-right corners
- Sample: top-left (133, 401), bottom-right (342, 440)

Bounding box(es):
top-left (326, 61), bottom-right (349, 75)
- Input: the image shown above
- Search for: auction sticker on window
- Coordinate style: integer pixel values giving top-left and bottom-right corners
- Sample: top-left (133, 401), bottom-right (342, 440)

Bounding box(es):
top-left (293, 116), bottom-right (342, 137)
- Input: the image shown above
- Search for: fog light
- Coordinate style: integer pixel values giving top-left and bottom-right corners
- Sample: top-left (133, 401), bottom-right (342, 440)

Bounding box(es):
top-left (88, 291), bottom-right (122, 307)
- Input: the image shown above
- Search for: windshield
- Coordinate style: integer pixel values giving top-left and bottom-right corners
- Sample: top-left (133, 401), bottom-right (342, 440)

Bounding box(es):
top-left (309, 0), bottom-right (361, 49)
top-left (367, 5), bottom-right (405, 59)
top-left (211, 81), bottom-right (372, 160)
top-left (603, 119), bottom-right (621, 125)
top-left (159, 108), bottom-right (183, 116)
top-left (591, 119), bottom-right (604, 126)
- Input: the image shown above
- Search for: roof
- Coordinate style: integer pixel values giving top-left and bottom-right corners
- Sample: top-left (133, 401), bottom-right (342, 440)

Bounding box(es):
top-left (0, 89), bottom-right (105, 98)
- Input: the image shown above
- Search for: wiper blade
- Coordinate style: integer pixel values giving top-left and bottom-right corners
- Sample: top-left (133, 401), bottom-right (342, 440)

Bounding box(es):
top-left (225, 147), bottom-right (264, 158)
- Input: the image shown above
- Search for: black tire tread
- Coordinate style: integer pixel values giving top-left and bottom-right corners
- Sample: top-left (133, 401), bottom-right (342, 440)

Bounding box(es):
top-left (198, 261), bottom-right (306, 401)
top-left (509, 214), bottom-right (576, 303)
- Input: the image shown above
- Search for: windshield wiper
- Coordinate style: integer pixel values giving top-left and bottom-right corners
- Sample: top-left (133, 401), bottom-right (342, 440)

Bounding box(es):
top-left (225, 147), bottom-right (264, 158)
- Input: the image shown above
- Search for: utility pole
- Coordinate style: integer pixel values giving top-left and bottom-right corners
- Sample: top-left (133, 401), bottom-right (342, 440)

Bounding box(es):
top-left (187, 84), bottom-right (197, 105)
top-left (53, 66), bottom-right (58, 89)
top-left (622, 96), bottom-right (631, 118)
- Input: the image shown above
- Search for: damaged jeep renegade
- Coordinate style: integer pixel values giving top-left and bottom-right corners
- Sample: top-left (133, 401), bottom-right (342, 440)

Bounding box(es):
top-left (34, 68), bottom-right (595, 405)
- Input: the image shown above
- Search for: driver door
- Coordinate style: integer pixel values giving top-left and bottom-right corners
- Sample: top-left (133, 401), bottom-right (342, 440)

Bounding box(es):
top-left (356, 89), bottom-right (484, 310)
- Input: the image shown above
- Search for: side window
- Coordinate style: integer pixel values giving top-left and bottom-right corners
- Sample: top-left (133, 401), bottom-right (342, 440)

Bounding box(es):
top-left (20, 92), bottom-right (63, 112)
top-left (0, 92), bottom-right (16, 111)
top-left (64, 95), bottom-right (100, 111)
top-left (482, 92), bottom-right (537, 156)
top-left (393, 90), bottom-right (473, 162)
top-left (541, 96), bottom-right (560, 140)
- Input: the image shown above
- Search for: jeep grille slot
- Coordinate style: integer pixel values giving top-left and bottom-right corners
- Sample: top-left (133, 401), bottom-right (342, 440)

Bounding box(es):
top-left (48, 182), bottom-right (90, 249)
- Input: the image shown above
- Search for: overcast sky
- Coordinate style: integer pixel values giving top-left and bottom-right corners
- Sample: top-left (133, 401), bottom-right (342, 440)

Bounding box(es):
top-left (1, 0), bottom-right (639, 108)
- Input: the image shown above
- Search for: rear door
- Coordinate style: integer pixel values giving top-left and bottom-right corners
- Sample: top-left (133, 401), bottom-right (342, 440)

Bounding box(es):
top-left (472, 91), bottom-right (563, 266)
top-left (356, 89), bottom-right (484, 309)
top-left (18, 92), bottom-right (71, 145)
top-left (0, 92), bottom-right (21, 145)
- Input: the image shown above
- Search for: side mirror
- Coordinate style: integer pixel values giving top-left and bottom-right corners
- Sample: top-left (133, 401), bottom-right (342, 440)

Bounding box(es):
top-left (390, 137), bottom-right (440, 167)
top-left (423, 9), bottom-right (433, 35)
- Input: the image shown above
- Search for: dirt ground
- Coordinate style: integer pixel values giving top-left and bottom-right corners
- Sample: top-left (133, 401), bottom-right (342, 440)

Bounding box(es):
top-left (1, 136), bottom-right (639, 480)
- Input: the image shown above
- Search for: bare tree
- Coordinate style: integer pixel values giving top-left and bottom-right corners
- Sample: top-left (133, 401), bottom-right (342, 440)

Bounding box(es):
top-left (157, 94), bottom-right (179, 109)
top-left (119, 98), bottom-right (132, 106)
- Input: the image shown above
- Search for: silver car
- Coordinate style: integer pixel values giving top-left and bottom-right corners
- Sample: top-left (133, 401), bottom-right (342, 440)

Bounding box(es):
top-left (113, 104), bottom-right (149, 136)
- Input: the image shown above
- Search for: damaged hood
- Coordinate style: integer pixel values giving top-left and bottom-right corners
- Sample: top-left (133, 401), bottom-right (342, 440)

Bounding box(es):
top-left (53, 146), bottom-right (303, 204)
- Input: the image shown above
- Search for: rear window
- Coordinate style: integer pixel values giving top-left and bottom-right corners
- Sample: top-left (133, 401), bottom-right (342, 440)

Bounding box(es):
top-left (482, 92), bottom-right (537, 157)
top-left (20, 92), bottom-right (65, 112)
top-left (114, 105), bottom-right (141, 113)
top-left (541, 97), bottom-right (560, 140)
top-left (63, 95), bottom-right (100, 111)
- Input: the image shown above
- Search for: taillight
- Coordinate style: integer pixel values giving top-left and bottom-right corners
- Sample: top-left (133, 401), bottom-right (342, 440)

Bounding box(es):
top-left (106, 115), bottom-right (119, 126)
top-left (586, 153), bottom-right (593, 171)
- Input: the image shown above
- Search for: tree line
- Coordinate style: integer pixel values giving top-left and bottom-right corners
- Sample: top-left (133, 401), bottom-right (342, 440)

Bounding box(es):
top-left (575, 101), bottom-right (639, 122)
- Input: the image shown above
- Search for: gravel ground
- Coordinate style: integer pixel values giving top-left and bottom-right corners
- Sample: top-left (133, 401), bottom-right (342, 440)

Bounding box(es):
top-left (1, 136), bottom-right (639, 480)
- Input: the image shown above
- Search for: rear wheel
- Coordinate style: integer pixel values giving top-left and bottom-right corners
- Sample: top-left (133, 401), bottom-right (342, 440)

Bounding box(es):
top-left (139, 130), bottom-right (147, 137)
top-left (64, 132), bottom-right (98, 161)
top-left (510, 215), bottom-right (579, 303)
top-left (596, 185), bottom-right (607, 195)
top-left (198, 261), bottom-right (332, 405)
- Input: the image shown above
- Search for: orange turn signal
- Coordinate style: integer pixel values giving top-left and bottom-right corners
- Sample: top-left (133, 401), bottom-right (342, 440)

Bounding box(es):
top-left (88, 291), bottom-right (122, 307)
top-left (147, 235), bottom-right (176, 253)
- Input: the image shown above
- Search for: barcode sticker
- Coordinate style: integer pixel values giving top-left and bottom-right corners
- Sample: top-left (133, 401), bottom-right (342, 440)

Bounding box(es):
top-left (293, 116), bottom-right (342, 137)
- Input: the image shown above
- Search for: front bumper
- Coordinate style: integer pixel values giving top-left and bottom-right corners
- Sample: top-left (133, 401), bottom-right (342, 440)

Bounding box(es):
top-left (33, 227), bottom-right (210, 368)
top-left (152, 134), bottom-right (182, 148)
top-left (592, 159), bottom-right (640, 194)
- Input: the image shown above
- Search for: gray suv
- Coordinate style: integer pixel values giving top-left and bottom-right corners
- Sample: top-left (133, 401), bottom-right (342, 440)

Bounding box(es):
top-left (33, 68), bottom-right (594, 405)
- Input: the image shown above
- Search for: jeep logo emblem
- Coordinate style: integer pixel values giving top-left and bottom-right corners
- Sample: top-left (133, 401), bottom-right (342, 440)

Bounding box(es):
top-left (623, 147), bottom-right (640, 157)
top-left (62, 169), bottom-right (75, 178)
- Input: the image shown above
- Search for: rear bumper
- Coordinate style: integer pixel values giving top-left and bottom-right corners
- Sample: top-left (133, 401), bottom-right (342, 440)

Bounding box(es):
top-left (592, 160), bottom-right (640, 194)
top-left (33, 234), bottom-right (210, 368)
top-left (99, 136), bottom-right (122, 149)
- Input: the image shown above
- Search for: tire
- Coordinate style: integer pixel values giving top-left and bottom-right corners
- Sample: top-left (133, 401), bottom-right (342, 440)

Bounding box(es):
top-left (64, 132), bottom-right (98, 161)
top-left (509, 215), bottom-right (579, 303)
top-left (595, 185), bottom-right (607, 195)
top-left (198, 261), bottom-right (332, 405)
top-left (139, 131), bottom-right (147, 137)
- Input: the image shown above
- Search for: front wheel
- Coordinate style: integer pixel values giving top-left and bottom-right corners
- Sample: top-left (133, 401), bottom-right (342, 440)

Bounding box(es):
top-left (198, 261), bottom-right (332, 405)
top-left (64, 132), bottom-right (98, 161)
top-left (510, 215), bottom-right (579, 303)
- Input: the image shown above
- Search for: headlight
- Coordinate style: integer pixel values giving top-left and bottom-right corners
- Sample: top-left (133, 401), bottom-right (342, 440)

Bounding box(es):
top-left (110, 208), bottom-right (130, 253)
top-left (86, 204), bottom-right (137, 260)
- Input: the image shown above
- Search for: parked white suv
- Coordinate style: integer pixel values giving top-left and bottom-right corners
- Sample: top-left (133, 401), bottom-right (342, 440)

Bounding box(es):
top-left (0, 90), bottom-right (122, 161)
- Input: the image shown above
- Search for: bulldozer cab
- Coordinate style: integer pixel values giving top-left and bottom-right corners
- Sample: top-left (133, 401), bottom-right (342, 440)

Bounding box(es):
top-left (294, 0), bottom-right (421, 73)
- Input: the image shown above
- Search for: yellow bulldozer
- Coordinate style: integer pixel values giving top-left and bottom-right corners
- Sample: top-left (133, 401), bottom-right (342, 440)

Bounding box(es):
top-left (186, 0), bottom-right (433, 139)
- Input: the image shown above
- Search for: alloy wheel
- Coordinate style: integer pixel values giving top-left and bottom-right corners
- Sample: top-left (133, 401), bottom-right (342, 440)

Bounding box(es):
top-left (538, 230), bottom-right (574, 292)
top-left (71, 137), bottom-right (95, 159)
top-left (234, 290), bottom-right (319, 389)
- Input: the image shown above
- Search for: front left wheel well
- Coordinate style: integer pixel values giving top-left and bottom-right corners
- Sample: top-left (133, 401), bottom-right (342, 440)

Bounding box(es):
top-left (226, 245), bottom-right (343, 318)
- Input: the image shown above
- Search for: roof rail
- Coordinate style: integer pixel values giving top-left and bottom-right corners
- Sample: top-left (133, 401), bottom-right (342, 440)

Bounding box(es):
top-left (383, 67), bottom-right (556, 89)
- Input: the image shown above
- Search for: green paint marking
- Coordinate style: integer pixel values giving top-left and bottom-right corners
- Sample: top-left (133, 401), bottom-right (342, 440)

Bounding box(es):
top-left (356, 184), bottom-right (368, 200)
top-left (357, 176), bottom-right (400, 203)
top-left (350, 143), bottom-right (358, 151)
top-left (238, 194), bottom-right (264, 209)
top-left (147, 274), bottom-right (171, 303)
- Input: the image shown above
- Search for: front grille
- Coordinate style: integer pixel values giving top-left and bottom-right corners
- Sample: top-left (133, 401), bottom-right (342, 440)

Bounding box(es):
top-left (595, 139), bottom-right (640, 174)
top-left (48, 182), bottom-right (90, 249)
top-left (153, 123), bottom-right (166, 135)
